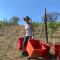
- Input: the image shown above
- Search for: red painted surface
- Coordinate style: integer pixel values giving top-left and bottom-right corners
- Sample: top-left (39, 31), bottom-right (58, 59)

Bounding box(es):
top-left (17, 37), bottom-right (60, 60)
top-left (41, 42), bottom-right (50, 58)
top-left (54, 44), bottom-right (60, 59)
top-left (26, 39), bottom-right (50, 58)
top-left (17, 37), bottom-right (24, 50)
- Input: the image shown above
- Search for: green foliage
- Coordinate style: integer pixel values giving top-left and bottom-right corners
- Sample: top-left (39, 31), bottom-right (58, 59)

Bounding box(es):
top-left (9, 16), bottom-right (20, 25)
top-left (48, 22), bottom-right (58, 30)
top-left (48, 21), bottom-right (59, 37)
top-left (0, 16), bottom-right (20, 29)
top-left (0, 19), bottom-right (8, 27)
top-left (57, 22), bottom-right (60, 27)
top-left (32, 22), bottom-right (41, 28)
top-left (43, 12), bottom-right (60, 38)
top-left (0, 18), bottom-right (8, 29)
top-left (32, 22), bottom-right (40, 32)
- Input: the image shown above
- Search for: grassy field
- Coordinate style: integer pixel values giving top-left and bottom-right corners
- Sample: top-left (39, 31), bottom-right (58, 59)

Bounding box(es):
top-left (0, 25), bottom-right (60, 60)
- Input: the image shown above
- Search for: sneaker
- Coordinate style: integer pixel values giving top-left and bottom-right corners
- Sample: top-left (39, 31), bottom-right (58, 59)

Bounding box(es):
top-left (20, 51), bottom-right (28, 57)
top-left (19, 50), bottom-right (23, 57)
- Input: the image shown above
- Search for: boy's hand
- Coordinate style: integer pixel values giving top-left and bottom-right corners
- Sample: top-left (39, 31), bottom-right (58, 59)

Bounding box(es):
top-left (32, 36), bottom-right (34, 38)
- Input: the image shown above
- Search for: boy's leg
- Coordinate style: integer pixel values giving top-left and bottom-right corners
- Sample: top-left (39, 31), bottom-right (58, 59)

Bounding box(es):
top-left (20, 36), bottom-right (29, 57)
top-left (23, 36), bottom-right (32, 48)
top-left (22, 36), bottom-right (29, 49)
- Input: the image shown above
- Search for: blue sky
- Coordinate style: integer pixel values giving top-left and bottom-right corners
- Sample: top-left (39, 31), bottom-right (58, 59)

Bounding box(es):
top-left (0, 0), bottom-right (60, 25)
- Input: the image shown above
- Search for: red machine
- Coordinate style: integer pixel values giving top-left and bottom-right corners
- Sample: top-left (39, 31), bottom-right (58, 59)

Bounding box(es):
top-left (26, 39), bottom-right (50, 58)
top-left (17, 37), bottom-right (50, 60)
top-left (54, 44), bottom-right (60, 60)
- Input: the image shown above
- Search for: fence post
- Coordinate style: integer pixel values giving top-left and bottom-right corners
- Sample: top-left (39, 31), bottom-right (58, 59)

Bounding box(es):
top-left (44, 8), bottom-right (48, 43)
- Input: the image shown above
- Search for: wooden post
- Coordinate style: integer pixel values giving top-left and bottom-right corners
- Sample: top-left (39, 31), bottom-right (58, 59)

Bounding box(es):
top-left (44, 8), bottom-right (48, 43)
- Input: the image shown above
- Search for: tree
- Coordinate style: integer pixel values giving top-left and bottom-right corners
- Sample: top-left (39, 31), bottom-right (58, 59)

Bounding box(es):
top-left (0, 18), bottom-right (9, 30)
top-left (9, 16), bottom-right (20, 25)
top-left (42, 12), bottom-right (60, 37)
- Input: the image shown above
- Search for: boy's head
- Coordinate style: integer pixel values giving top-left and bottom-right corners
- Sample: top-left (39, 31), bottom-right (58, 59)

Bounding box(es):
top-left (23, 16), bottom-right (31, 22)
